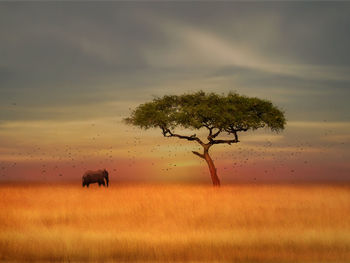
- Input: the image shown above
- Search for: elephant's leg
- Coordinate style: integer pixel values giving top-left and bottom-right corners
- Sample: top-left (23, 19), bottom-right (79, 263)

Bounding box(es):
top-left (87, 183), bottom-right (89, 188)
top-left (98, 182), bottom-right (101, 187)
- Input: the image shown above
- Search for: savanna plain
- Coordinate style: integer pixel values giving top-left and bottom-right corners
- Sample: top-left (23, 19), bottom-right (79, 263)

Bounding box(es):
top-left (0, 183), bottom-right (349, 262)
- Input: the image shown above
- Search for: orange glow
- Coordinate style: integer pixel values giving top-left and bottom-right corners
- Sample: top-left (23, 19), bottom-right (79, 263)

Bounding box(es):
top-left (0, 119), bottom-right (349, 183)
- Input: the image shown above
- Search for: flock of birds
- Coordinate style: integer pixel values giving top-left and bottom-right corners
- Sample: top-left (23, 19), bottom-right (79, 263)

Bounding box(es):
top-left (0, 118), bottom-right (347, 181)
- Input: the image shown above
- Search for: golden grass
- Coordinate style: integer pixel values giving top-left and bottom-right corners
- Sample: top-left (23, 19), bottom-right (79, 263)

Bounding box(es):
top-left (0, 183), bottom-right (349, 262)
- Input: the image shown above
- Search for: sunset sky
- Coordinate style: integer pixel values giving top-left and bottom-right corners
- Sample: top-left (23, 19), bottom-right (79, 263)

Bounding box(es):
top-left (0, 2), bottom-right (349, 183)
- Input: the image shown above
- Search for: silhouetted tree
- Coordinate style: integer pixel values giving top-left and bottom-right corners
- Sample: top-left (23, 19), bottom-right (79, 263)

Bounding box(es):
top-left (125, 91), bottom-right (286, 186)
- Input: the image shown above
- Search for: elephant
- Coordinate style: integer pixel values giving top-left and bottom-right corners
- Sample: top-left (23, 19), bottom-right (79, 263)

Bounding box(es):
top-left (82, 169), bottom-right (109, 187)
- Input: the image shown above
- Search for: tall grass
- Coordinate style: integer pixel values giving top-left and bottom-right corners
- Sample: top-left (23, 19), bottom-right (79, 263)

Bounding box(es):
top-left (0, 183), bottom-right (349, 262)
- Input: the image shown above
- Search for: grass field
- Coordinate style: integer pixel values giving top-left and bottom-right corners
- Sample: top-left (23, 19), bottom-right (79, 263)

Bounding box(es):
top-left (0, 183), bottom-right (349, 262)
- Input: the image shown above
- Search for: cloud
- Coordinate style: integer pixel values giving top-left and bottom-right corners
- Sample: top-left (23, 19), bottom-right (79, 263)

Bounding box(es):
top-left (1, 3), bottom-right (350, 123)
top-left (144, 18), bottom-right (350, 82)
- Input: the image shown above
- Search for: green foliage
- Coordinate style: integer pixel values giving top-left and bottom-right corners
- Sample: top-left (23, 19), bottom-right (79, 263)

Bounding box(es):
top-left (124, 91), bottom-right (286, 133)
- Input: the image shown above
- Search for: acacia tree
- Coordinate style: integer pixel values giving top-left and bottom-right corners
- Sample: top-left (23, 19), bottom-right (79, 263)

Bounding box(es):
top-left (125, 91), bottom-right (286, 186)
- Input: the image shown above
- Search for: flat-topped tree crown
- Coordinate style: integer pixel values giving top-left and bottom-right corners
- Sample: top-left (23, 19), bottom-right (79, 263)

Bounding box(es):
top-left (125, 91), bottom-right (286, 186)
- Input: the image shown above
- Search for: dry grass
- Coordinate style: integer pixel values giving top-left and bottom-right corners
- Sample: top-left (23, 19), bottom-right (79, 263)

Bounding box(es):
top-left (0, 183), bottom-right (349, 262)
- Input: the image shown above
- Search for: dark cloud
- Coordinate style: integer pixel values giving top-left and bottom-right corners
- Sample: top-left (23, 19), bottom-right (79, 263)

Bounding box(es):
top-left (0, 2), bottom-right (349, 122)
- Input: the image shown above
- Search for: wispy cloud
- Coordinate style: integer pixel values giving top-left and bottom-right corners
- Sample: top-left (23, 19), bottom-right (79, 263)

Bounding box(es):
top-left (145, 19), bottom-right (350, 82)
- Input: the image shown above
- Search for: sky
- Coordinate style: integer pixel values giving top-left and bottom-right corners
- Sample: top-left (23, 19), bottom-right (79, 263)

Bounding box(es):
top-left (0, 2), bottom-right (349, 184)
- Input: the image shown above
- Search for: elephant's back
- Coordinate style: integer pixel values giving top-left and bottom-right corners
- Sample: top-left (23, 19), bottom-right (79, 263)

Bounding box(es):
top-left (83, 170), bottom-right (104, 180)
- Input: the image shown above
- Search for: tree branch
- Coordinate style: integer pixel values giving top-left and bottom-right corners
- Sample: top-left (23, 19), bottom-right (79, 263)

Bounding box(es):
top-left (233, 131), bottom-right (238, 142)
top-left (211, 131), bottom-right (239, 145)
top-left (211, 129), bottom-right (221, 139)
top-left (161, 127), bottom-right (205, 146)
top-left (226, 125), bottom-right (248, 133)
top-left (206, 126), bottom-right (221, 141)
top-left (192, 151), bottom-right (205, 158)
top-left (211, 139), bottom-right (239, 145)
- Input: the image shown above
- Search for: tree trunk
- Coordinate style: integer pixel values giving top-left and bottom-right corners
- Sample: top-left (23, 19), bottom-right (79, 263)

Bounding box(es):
top-left (204, 151), bottom-right (220, 187)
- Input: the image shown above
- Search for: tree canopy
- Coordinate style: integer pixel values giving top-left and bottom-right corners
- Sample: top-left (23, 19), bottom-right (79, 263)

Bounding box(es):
top-left (125, 91), bottom-right (285, 137)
